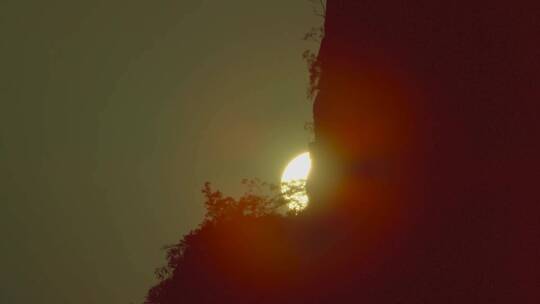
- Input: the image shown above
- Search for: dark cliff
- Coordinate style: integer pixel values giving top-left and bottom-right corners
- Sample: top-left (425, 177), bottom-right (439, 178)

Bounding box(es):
top-left (308, 0), bottom-right (539, 302)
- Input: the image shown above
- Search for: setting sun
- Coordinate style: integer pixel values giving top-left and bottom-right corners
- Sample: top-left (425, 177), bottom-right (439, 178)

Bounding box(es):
top-left (281, 152), bottom-right (311, 210)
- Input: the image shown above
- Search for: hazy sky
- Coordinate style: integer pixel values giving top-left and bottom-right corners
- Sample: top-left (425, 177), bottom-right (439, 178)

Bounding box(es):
top-left (0, 1), bottom-right (321, 303)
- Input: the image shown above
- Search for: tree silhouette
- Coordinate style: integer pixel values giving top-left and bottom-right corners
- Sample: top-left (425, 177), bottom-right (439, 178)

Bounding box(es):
top-left (145, 179), bottom-right (307, 303)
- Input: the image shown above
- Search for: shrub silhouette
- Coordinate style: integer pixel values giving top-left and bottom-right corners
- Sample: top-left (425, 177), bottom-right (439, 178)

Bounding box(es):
top-left (145, 180), bottom-right (307, 303)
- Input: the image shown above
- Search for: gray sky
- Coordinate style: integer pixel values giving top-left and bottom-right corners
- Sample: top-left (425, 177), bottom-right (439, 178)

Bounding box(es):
top-left (0, 1), bottom-right (321, 303)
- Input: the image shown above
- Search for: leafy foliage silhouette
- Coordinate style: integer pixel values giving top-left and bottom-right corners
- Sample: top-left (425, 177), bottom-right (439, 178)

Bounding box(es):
top-left (145, 179), bottom-right (306, 303)
top-left (303, 2), bottom-right (325, 100)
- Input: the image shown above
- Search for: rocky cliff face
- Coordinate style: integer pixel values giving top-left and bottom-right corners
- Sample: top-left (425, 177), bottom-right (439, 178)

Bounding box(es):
top-left (307, 0), bottom-right (540, 302)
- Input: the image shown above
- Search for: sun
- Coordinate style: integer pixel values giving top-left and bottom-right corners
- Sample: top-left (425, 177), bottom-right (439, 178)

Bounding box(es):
top-left (281, 152), bottom-right (311, 210)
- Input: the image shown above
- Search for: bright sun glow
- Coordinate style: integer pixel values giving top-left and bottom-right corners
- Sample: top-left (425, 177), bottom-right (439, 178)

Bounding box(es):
top-left (281, 152), bottom-right (311, 210)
